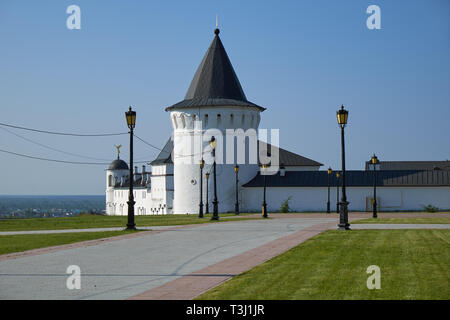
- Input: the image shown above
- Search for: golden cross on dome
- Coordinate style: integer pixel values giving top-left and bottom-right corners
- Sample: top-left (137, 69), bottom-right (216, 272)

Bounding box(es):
top-left (115, 144), bottom-right (122, 159)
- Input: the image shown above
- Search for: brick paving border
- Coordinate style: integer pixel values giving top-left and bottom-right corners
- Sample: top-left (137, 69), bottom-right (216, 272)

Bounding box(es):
top-left (128, 221), bottom-right (337, 300)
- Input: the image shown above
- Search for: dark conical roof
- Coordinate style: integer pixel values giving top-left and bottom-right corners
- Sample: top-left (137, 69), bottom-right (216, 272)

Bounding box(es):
top-left (166, 29), bottom-right (264, 111)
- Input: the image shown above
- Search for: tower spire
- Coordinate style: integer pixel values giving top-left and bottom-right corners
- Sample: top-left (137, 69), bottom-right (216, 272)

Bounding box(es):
top-left (215, 14), bottom-right (220, 35)
top-left (165, 23), bottom-right (265, 111)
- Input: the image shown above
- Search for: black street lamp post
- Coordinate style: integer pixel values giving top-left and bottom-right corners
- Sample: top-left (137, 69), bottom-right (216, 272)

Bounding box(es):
top-left (336, 105), bottom-right (350, 230)
top-left (234, 165), bottom-right (239, 215)
top-left (370, 154), bottom-right (380, 218)
top-left (125, 106), bottom-right (136, 230)
top-left (205, 172), bottom-right (210, 214)
top-left (261, 164), bottom-right (268, 218)
top-left (336, 171), bottom-right (340, 214)
top-left (327, 167), bottom-right (332, 213)
top-left (199, 159), bottom-right (205, 218)
top-left (210, 136), bottom-right (219, 220)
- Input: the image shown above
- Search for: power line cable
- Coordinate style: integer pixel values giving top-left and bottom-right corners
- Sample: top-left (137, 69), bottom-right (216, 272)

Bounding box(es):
top-left (0, 120), bottom-right (204, 158)
top-left (133, 134), bottom-right (165, 152)
top-left (0, 122), bottom-right (128, 137)
top-left (1, 126), bottom-right (154, 162)
top-left (0, 147), bottom-right (150, 166)
top-left (0, 123), bottom-right (210, 165)
top-left (0, 148), bottom-right (110, 165)
top-left (0, 126), bottom-right (112, 161)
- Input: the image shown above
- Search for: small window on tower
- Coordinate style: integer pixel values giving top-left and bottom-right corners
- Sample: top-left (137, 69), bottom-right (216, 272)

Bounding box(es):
top-left (230, 114), bottom-right (234, 125)
top-left (217, 114), bottom-right (221, 126)
top-left (204, 114), bottom-right (209, 127)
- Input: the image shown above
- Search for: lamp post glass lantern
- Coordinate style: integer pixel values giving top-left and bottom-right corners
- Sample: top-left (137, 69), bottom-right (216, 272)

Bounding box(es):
top-left (210, 136), bottom-right (219, 220)
top-left (370, 154), bottom-right (380, 218)
top-left (234, 165), bottom-right (239, 215)
top-left (336, 105), bottom-right (350, 230)
top-left (125, 106), bottom-right (136, 230)
top-left (327, 167), bottom-right (332, 213)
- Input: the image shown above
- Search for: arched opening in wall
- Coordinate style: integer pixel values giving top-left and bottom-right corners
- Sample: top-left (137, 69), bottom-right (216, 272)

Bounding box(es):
top-left (217, 114), bottom-right (221, 126)
top-left (204, 114), bottom-right (209, 127)
top-left (108, 175), bottom-right (113, 187)
top-left (181, 114), bottom-right (186, 128)
top-left (250, 114), bottom-right (255, 127)
top-left (241, 114), bottom-right (245, 126)
top-left (230, 114), bottom-right (234, 125)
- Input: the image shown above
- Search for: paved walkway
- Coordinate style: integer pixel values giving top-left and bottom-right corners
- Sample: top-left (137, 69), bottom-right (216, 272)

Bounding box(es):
top-left (0, 215), bottom-right (448, 300)
top-left (0, 217), bottom-right (336, 299)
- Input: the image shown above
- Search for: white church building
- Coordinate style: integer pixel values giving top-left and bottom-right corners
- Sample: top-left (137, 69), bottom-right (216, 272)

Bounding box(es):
top-left (106, 28), bottom-right (450, 215)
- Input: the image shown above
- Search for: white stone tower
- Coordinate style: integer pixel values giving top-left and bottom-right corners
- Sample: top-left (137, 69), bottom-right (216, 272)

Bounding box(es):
top-left (165, 28), bottom-right (266, 214)
top-left (105, 155), bottom-right (129, 215)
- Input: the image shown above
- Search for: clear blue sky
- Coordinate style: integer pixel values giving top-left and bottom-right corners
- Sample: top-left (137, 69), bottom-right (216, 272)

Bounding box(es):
top-left (0, 0), bottom-right (449, 195)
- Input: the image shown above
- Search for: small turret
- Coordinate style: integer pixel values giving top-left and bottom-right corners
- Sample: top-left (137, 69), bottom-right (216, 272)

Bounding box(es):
top-left (106, 148), bottom-right (130, 215)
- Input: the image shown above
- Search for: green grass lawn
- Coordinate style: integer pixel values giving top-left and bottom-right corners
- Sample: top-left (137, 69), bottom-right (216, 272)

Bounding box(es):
top-left (0, 213), bottom-right (260, 231)
top-left (0, 230), bottom-right (139, 255)
top-left (197, 229), bottom-right (450, 300)
top-left (352, 217), bottom-right (450, 224)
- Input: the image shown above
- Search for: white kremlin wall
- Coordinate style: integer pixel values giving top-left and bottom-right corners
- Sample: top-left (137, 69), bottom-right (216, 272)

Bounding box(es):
top-left (241, 186), bottom-right (450, 212)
